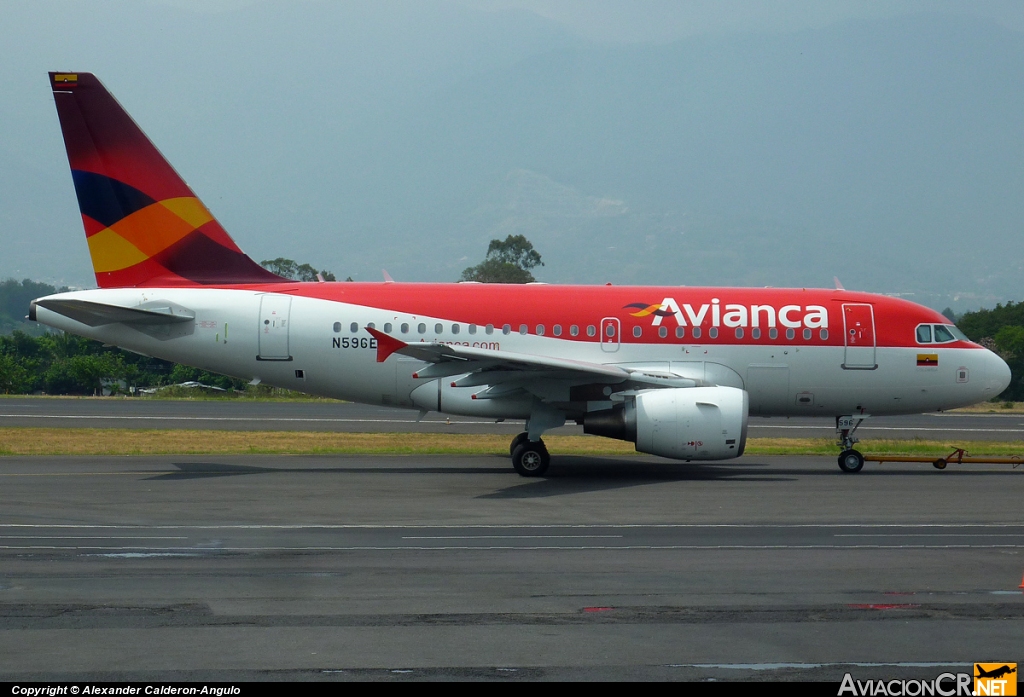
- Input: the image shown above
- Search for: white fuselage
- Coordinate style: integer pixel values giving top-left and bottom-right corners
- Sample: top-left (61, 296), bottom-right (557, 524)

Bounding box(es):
top-left (34, 288), bottom-right (1011, 418)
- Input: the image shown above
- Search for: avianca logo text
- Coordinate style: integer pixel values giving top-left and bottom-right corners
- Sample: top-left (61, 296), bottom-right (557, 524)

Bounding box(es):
top-left (625, 298), bottom-right (829, 329)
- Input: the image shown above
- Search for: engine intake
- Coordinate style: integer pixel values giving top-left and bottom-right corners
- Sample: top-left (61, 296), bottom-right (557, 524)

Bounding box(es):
top-left (584, 386), bottom-right (748, 461)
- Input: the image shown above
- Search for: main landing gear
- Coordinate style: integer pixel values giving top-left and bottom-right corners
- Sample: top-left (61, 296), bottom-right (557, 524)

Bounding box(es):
top-left (510, 431), bottom-right (550, 477)
top-left (836, 415), bottom-right (869, 473)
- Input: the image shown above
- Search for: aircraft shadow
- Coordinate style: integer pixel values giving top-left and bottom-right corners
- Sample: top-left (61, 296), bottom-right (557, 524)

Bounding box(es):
top-left (146, 462), bottom-right (510, 480)
top-left (478, 456), bottom-right (796, 499)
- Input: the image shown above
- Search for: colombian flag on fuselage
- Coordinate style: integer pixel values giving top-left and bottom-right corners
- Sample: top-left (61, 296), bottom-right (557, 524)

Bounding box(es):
top-left (917, 354), bottom-right (939, 367)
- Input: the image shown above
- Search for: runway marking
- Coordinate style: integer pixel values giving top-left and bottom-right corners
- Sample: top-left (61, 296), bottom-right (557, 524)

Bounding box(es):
top-left (1, 523), bottom-right (1023, 530)
top-left (0, 472), bottom-right (168, 477)
top-left (401, 535), bottom-right (624, 539)
top-left (0, 414), bottom-right (503, 425)
top-left (3, 544), bottom-right (1024, 551)
top-left (748, 424), bottom-right (1024, 433)
top-left (673, 662), bottom-right (970, 670)
top-left (0, 536), bottom-right (187, 540)
top-left (836, 534), bottom-right (1024, 538)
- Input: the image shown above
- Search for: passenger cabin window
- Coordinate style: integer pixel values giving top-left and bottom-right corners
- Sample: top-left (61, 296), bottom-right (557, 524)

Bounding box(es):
top-left (553, 325), bottom-right (562, 337)
top-left (820, 329), bottom-right (828, 340)
top-left (333, 322), bottom-right (341, 333)
top-left (633, 326), bottom-right (642, 338)
top-left (803, 328), bottom-right (812, 340)
top-left (519, 324), bottom-right (528, 335)
top-left (735, 328), bottom-right (744, 339)
top-left (570, 325), bottom-right (579, 336)
top-left (418, 323), bottom-right (426, 334)
top-left (367, 322), bottom-right (375, 330)
top-left (452, 324), bottom-right (460, 334)
top-left (659, 326), bottom-right (668, 338)
top-left (692, 327), bottom-right (702, 339)
top-left (785, 328), bottom-right (795, 340)
top-left (468, 324), bottom-right (477, 335)
top-left (435, 323), bottom-right (443, 334)
top-left (675, 327), bottom-right (685, 339)
top-left (587, 325), bottom-right (596, 337)
top-left (384, 323), bottom-right (392, 333)
top-left (486, 324), bottom-right (494, 335)
top-left (502, 324), bottom-right (512, 335)
top-left (916, 325), bottom-right (932, 343)
top-left (401, 323), bottom-right (409, 333)
top-left (769, 328), bottom-right (778, 340)
top-left (708, 327), bottom-right (718, 339)
top-left (536, 325), bottom-right (545, 336)
top-left (751, 327), bottom-right (761, 340)
top-left (350, 322), bottom-right (358, 333)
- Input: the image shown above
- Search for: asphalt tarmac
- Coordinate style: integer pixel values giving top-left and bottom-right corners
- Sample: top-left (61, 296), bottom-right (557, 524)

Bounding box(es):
top-left (3, 397), bottom-right (1024, 441)
top-left (0, 452), bottom-right (1021, 681)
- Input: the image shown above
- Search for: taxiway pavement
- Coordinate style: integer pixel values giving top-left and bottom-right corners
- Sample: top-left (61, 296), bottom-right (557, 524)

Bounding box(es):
top-left (2, 397), bottom-right (1024, 441)
top-left (0, 452), bottom-right (1021, 680)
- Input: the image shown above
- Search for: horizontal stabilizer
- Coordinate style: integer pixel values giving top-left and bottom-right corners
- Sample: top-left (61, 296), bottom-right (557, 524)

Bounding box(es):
top-left (33, 298), bottom-right (195, 327)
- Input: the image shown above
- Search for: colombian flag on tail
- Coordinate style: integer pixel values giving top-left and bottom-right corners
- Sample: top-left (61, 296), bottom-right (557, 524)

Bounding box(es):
top-left (49, 72), bottom-right (285, 288)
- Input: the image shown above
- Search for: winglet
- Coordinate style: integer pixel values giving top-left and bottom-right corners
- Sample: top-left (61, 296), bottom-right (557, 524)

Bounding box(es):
top-left (834, 276), bottom-right (845, 291)
top-left (382, 269), bottom-right (395, 283)
top-left (366, 326), bottom-right (406, 363)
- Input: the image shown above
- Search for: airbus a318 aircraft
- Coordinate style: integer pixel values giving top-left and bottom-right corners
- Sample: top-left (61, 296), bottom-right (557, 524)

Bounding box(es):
top-left (31, 72), bottom-right (1012, 475)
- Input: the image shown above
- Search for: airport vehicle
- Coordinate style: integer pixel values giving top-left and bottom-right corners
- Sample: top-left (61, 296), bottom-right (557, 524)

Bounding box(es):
top-left (31, 72), bottom-right (1012, 475)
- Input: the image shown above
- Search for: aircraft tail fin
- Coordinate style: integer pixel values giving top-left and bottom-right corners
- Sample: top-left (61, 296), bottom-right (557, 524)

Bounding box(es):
top-left (49, 72), bottom-right (285, 288)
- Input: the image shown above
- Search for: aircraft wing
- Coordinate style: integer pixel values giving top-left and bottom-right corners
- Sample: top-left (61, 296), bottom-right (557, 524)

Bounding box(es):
top-left (365, 326), bottom-right (696, 391)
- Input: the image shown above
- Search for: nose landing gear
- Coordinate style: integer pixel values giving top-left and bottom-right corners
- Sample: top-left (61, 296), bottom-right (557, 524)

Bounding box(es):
top-left (836, 415), bottom-right (869, 473)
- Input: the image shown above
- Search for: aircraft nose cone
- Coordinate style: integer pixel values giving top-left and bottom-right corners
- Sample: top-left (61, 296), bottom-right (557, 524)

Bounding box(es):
top-left (983, 349), bottom-right (1012, 396)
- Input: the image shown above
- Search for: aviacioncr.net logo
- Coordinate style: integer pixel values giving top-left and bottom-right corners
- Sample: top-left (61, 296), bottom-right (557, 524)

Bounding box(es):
top-left (838, 672), bottom-right (974, 696)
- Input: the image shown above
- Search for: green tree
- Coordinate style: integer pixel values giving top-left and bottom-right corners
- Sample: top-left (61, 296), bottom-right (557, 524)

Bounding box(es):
top-left (260, 258), bottom-right (337, 282)
top-left (0, 354), bottom-right (31, 394)
top-left (459, 235), bottom-right (544, 283)
top-left (0, 278), bottom-right (64, 335)
top-left (958, 301), bottom-right (1024, 400)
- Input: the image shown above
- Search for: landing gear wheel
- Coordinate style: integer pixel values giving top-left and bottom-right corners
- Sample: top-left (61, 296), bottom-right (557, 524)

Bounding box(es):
top-left (512, 440), bottom-right (550, 477)
top-left (838, 449), bottom-right (865, 473)
top-left (932, 458), bottom-right (947, 470)
top-left (510, 431), bottom-right (529, 456)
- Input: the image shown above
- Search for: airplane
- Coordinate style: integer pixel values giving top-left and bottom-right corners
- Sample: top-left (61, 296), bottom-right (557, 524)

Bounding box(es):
top-left (30, 72), bottom-right (1012, 476)
top-left (975, 665), bottom-right (1016, 680)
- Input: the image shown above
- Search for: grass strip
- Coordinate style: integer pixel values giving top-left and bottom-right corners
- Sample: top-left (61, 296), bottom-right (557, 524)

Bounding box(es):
top-left (2, 428), bottom-right (1024, 458)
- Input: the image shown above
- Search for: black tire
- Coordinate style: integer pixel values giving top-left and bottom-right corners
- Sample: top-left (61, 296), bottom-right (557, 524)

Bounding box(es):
top-left (512, 440), bottom-right (550, 477)
top-left (509, 431), bottom-right (529, 456)
top-left (933, 459), bottom-right (947, 470)
top-left (838, 449), bottom-right (865, 473)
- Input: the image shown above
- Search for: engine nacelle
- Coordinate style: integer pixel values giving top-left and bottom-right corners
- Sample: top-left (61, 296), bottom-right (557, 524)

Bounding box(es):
top-left (584, 386), bottom-right (748, 460)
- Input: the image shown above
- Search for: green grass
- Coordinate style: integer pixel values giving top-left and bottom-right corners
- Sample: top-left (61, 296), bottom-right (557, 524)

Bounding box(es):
top-left (1, 427), bottom-right (1023, 459)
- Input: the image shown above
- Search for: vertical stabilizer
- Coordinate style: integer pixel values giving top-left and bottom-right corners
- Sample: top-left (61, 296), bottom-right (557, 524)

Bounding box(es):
top-left (49, 72), bottom-right (285, 287)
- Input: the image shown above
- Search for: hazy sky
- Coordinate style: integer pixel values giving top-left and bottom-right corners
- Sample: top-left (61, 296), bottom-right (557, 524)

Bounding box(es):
top-left (1, 1), bottom-right (1021, 310)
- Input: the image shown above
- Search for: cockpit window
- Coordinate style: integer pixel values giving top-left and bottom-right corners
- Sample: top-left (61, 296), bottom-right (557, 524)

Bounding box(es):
top-left (948, 325), bottom-right (969, 342)
top-left (917, 323), bottom-right (965, 344)
top-left (933, 325), bottom-right (956, 343)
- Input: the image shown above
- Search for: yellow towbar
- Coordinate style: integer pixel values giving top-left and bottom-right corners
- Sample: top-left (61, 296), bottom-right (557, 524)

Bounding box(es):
top-left (863, 447), bottom-right (1024, 470)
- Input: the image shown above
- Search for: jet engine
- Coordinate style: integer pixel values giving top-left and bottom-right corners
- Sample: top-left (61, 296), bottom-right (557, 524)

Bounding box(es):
top-left (584, 386), bottom-right (748, 460)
